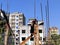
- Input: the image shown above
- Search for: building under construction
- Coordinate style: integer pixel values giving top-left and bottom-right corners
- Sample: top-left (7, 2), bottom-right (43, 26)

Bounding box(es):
top-left (9, 13), bottom-right (45, 45)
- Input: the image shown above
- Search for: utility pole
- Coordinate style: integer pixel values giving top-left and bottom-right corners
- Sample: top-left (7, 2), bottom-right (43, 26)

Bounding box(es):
top-left (45, 0), bottom-right (50, 45)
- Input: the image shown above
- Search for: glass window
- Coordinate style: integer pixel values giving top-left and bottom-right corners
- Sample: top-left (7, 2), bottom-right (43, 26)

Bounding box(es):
top-left (16, 16), bottom-right (18, 17)
top-left (12, 15), bottom-right (15, 17)
top-left (39, 29), bottom-right (42, 33)
top-left (22, 30), bottom-right (25, 33)
top-left (16, 30), bottom-right (20, 32)
top-left (13, 34), bottom-right (15, 37)
top-left (22, 37), bottom-right (26, 41)
top-left (16, 34), bottom-right (18, 36)
top-left (30, 37), bottom-right (34, 41)
top-left (11, 19), bottom-right (15, 21)
top-left (16, 23), bottom-right (18, 25)
top-left (16, 42), bottom-right (18, 44)
top-left (43, 38), bottom-right (46, 41)
top-left (16, 26), bottom-right (18, 29)
top-left (11, 22), bottom-right (15, 25)
top-left (19, 18), bottom-right (22, 20)
top-left (16, 38), bottom-right (18, 40)
top-left (16, 19), bottom-right (18, 21)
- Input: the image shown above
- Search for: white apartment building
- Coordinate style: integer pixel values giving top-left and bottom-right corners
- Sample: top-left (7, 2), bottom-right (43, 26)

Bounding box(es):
top-left (9, 12), bottom-right (25, 45)
top-left (9, 12), bottom-right (44, 45)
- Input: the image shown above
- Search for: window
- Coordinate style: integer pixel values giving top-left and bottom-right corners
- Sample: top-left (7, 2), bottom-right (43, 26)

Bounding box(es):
top-left (22, 30), bottom-right (25, 33)
top-left (16, 30), bottom-right (20, 34)
top-left (43, 38), bottom-right (46, 41)
top-left (16, 23), bottom-right (18, 25)
top-left (16, 34), bottom-right (18, 36)
top-left (39, 29), bottom-right (42, 33)
top-left (30, 26), bottom-right (34, 33)
top-left (16, 16), bottom-right (18, 17)
top-left (12, 15), bottom-right (15, 17)
top-left (30, 37), bottom-right (34, 41)
top-left (19, 18), bottom-right (22, 20)
top-left (16, 19), bottom-right (18, 21)
top-left (16, 42), bottom-right (18, 44)
top-left (22, 37), bottom-right (26, 41)
top-left (16, 38), bottom-right (18, 40)
top-left (11, 22), bottom-right (15, 25)
top-left (12, 26), bottom-right (15, 28)
top-left (16, 30), bottom-right (20, 32)
top-left (16, 26), bottom-right (18, 29)
top-left (11, 19), bottom-right (15, 21)
top-left (13, 34), bottom-right (15, 36)
top-left (19, 22), bottom-right (23, 25)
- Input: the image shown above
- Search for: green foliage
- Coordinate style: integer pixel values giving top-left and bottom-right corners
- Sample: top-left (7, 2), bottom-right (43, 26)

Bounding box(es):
top-left (0, 20), bottom-right (5, 45)
top-left (51, 34), bottom-right (60, 45)
top-left (0, 19), bottom-right (14, 45)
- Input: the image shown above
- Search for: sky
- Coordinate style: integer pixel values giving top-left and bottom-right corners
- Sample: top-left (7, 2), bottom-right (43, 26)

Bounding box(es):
top-left (0, 0), bottom-right (60, 33)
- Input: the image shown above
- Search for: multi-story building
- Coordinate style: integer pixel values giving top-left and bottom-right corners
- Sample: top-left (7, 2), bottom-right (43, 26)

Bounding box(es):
top-left (47, 27), bottom-right (59, 44)
top-left (9, 12), bottom-right (25, 26)
top-left (19, 19), bottom-right (44, 45)
top-left (9, 12), bottom-right (44, 45)
top-left (49, 27), bottom-right (59, 35)
top-left (9, 12), bottom-right (25, 45)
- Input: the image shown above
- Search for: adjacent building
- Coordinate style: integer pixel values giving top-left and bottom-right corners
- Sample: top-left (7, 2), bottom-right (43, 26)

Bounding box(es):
top-left (19, 18), bottom-right (44, 45)
top-left (9, 12), bottom-right (26, 45)
top-left (49, 27), bottom-right (59, 35)
top-left (47, 27), bottom-right (59, 44)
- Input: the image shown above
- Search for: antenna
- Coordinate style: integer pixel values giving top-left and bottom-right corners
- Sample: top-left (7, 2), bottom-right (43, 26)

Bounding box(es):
top-left (6, 0), bottom-right (9, 13)
top-left (45, 0), bottom-right (50, 36)
top-left (40, 2), bottom-right (43, 21)
top-left (34, 0), bottom-right (36, 19)
top-left (45, 0), bottom-right (50, 44)
top-left (45, 5), bottom-right (48, 37)
top-left (47, 0), bottom-right (50, 27)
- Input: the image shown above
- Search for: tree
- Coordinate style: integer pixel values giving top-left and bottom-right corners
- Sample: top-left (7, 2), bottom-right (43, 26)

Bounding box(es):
top-left (51, 34), bottom-right (60, 45)
top-left (0, 19), bottom-right (6, 45)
